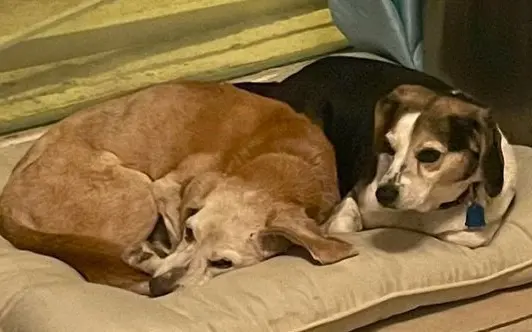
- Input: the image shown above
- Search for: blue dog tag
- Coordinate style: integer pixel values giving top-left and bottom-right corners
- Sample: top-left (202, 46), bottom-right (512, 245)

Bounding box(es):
top-left (466, 202), bottom-right (486, 229)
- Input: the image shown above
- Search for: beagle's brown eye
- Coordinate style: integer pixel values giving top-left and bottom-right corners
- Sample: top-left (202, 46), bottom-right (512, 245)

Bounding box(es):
top-left (208, 258), bottom-right (233, 269)
top-left (416, 148), bottom-right (442, 163)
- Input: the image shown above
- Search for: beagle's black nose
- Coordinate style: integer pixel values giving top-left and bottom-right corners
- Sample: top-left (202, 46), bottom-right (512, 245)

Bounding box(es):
top-left (376, 184), bottom-right (399, 206)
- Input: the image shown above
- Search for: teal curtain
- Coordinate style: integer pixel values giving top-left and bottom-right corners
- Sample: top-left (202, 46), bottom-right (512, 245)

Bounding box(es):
top-left (329, 0), bottom-right (424, 70)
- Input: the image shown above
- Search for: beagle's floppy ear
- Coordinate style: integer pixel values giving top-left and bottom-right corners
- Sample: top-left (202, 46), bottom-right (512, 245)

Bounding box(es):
top-left (447, 108), bottom-right (504, 197)
top-left (481, 115), bottom-right (505, 197)
top-left (258, 205), bottom-right (358, 264)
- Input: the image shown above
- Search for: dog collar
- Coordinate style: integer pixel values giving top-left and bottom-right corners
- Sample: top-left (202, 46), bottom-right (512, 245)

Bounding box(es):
top-left (466, 201), bottom-right (486, 229)
top-left (465, 185), bottom-right (486, 229)
top-left (438, 184), bottom-right (486, 229)
top-left (438, 188), bottom-right (470, 210)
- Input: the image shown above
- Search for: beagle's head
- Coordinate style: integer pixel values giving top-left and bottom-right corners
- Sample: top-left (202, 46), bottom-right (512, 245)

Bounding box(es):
top-left (144, 171), bottom-right (356, 297)
top-left (370, 84), bottom-right (504, 212)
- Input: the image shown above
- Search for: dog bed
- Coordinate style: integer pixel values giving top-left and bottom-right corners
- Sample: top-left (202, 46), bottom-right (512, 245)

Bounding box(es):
top-left (2, 59), bottom-right (532, 332)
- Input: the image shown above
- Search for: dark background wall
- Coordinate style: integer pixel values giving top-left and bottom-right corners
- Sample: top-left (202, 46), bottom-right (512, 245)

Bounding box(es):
top-left (424, 0), bottom-right (532, 146)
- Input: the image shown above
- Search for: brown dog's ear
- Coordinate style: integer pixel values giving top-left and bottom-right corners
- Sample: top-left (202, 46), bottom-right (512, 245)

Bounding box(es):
top-left (150, 173), bottom-right (222, 248)
top-left (258, 206), bottom-right (358, 264)
top-left (448, 108), bottom-right (504, 197)
top-left (152, 171), bottom-right (221, 246)
top-left (179, 172), bottom-right (223, 220)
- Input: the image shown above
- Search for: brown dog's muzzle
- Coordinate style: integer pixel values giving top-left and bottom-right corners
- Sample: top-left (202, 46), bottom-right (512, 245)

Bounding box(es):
top-left (149, 267), bottom-right (187, 297)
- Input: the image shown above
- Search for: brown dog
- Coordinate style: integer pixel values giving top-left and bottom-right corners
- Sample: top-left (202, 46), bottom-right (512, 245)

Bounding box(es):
top-left (0, 82), bottom-right (357, 296)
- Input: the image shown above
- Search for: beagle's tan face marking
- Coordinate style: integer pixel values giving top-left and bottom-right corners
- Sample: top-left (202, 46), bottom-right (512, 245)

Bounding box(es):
top-left (371, 85), bottom-right (504, 212)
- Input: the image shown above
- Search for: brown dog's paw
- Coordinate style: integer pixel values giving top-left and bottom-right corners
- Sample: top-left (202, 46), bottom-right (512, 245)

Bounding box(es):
top-left (122, 242), bottom-right (164, 275)
top-left (323, 197), bottom-right (363, 234)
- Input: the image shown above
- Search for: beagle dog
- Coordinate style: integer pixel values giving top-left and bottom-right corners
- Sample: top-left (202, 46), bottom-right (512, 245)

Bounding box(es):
top-left (236, 56), bottom-right (517, 248)
top-left (0, 82), bottom-right (357, 297)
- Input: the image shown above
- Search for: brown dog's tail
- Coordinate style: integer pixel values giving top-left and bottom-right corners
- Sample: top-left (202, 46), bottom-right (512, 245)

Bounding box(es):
top-left (0, 215), bottom-right (150, 292)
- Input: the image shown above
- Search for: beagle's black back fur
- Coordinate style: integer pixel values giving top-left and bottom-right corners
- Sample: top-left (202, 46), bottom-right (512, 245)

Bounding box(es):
top-left (235, 57), bottom-right (455, 197)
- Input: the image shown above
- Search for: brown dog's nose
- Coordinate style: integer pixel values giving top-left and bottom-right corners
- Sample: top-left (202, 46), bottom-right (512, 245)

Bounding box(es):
top-left (376, 184), bottom-right (399, 206)
top-left (149, 267), bottom-right (186, 297)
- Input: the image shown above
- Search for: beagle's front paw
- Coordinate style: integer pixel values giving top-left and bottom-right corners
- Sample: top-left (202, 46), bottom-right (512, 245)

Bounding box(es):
top-left (323, 197), bottom-right (363, 234)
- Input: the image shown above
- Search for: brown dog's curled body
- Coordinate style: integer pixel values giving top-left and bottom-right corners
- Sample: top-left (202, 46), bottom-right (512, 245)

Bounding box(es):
top-left (0, 82), bottom-right (357, 296)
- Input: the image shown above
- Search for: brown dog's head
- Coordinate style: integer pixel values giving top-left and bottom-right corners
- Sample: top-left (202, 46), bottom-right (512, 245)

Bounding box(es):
top-left (368, 84), bottom-right (504, 212)
top-left (146, 171), bottom-right (356, 296)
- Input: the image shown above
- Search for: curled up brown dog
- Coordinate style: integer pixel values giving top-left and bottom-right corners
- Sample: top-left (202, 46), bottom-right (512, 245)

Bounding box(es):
top-left (0, 82), bottom-right (357, 297)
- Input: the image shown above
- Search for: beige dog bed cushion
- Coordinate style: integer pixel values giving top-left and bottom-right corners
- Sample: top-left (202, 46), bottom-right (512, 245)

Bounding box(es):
top-left (2, 58), bottom-right (532, 332)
